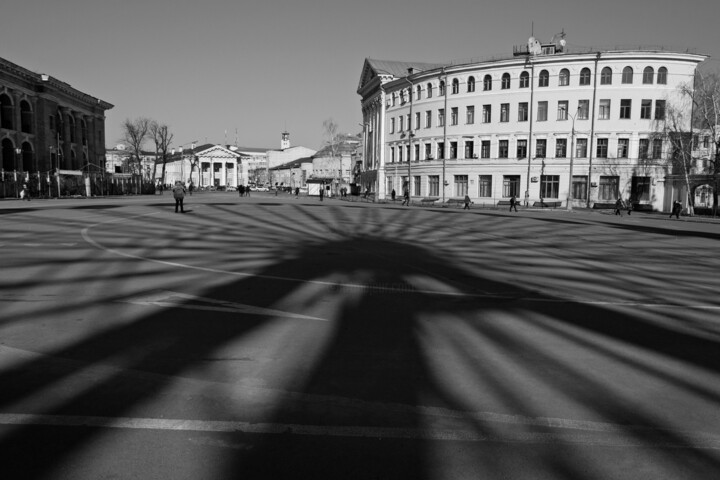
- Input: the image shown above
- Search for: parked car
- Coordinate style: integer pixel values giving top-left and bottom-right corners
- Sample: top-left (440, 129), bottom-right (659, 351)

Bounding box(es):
top-left (252, 185), bottom-right (269, 192)
top-left (226, 186), bottom-right (237, 192)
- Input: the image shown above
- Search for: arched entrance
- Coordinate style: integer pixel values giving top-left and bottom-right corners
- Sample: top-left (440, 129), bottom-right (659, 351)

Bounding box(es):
top-left (1, 138), bottom-right (15, 170)
top-left (21, 142), bottom-right (34, 172)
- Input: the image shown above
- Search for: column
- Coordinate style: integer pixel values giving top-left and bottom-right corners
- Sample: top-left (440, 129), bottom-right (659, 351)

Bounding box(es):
top-left (59, 108), bottom-right (71, 169)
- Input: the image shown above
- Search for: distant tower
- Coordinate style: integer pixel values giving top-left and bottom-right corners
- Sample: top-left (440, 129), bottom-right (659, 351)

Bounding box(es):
top-left (281, 131), bottom-right (290, 150)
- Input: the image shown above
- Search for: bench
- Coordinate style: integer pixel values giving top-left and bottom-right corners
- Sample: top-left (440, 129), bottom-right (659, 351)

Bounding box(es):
top-left (418, 197), bottom-right (439, 206)
top-left (533, 201), bottom-right (562, 208)
top-left (497, 200), bottom-right (512, 206)
top-left (446, 198), bottom-right (467, 208)
top-left (592, 202), bottom-right (617, 209)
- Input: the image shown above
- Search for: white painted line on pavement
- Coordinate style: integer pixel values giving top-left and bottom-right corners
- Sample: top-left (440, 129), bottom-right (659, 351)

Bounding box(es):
top-left (1, 413), bottom-right (719, 449)
top-left (121, 290), bottom-right (327, 321)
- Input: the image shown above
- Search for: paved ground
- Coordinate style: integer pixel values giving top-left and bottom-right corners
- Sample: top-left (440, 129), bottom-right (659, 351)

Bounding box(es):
top-left (1, 192), bottom-right (720, 479)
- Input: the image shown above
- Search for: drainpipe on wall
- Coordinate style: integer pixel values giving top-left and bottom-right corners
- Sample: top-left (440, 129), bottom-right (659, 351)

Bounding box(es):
top-left (587, 52), bottom-right (601, 208)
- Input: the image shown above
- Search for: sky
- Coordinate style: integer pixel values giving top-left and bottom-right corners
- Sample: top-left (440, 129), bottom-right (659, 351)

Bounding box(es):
top-left (2, 0), bottom-right (719, 151)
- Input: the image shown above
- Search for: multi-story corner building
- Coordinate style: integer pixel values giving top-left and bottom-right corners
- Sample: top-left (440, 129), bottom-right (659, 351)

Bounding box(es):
top-left (357, 37), bottom-right (707, 210)
top-left (1, 56), bottom-right (113, 177)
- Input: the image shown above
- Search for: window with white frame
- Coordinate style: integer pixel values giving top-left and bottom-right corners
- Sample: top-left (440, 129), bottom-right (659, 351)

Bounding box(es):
top-left (452, 78), bottom-right (460, 94)
top-left (519, 71), bottom-right (529, 88)
top-left (439, 81), bottom-right (446, 96)
top-left (573, 176), bottom-right (588, 200)
top-left (390, 118), bottom-right (395, 133)
top-left (580, 68), bottom-right (591, 85)
top-left (499, 140), bottom-right (508, 158)
top-left (596, 138), bottom-right (608, 158)
top-left (620, 99), bottom-right (632, 119)
top-left (639, 138), bottom-right (649, 159)
top-left (539, 70), bottom-right (549, 87)
top-left (518, 102), bottom-right (528, 122)
top-left (501, 73), bottom-right (510, 89)
top-left (578, 100), bottom-right (589, 120)
top-left (576, 138), bottom-right (588, 157)
top-left (481, 140), bottom-right (490, 158)
top-left (503, 175), bottom-right (520, 197)
top-left (425, 143), bottom-right (432, 159)
top-left (640, 99), bottom-right (652, 119)
top-left (483, 75), bottom-right (492, 91)
top-left (617, 138), bottom-right (629, 158)
top-left (467, 76), bottom-right (475, 92)
top-left (465, 141), bottom-right (474, 158)
top-left (601, 67), bottom-right (612, 85)
top-left (500, 103), bottom-right (509, 122)
top-left (537, 101), bottom-right (548, 121)
top-left (466, 106), bottom-right (474, 124)
top-left (657, 67), bottom-right (667, 84)
top-left (536, 139), bottom-right (546, 158)
top-left (455, 175), bottom-right (468, 196)
top-left (451, 107), bottom-right (458, 125)
top-left (599, 176), bottom-right (619, 201)
top-left (478, 175), bottom-right (492, 197)
top-left (414, 175), bottom-right (421, 195)
top-left (540, 175), bottom-right (559, 198)
top-left (555, 138), bottom-right (567, 158)
top-left (655, 100), bottom-right (666, 120)
top-left (622, 66), bottom-right (633, 84)
top-left (438, 109), bottom-right (445, 127)
top-left (652, 138), bottom-right (663, 159)
top-left (599, 99), bottom-right (611, 120)
top-left (516, 139), bottom-right (527, 158)
top-left (557, 101), bottom-right (568, 120)
top-left (643, 66), bottom-right (654, 84)
top-left (482, 104), bottom-right (491, 123)
top-left (450, 142), bottom-right (457, 158)
top-left (559, 68), bottom-right (570, 86)
top-left (428, 175), bottom-right (439, 196)
top-left (427, 83), bottom-right (433, 98)
top-left (438, 142), bottom-right (445, 159)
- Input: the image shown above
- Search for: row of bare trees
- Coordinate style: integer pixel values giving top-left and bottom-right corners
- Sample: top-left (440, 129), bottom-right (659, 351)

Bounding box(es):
top-left (121, 117), bottom-right (174, 184)
top-left (654, 71), bottom-right (720, 216)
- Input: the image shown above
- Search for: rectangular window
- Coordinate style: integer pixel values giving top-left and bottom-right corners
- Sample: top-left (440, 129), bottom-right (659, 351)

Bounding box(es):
top-left (438, 109), bottom-right (445, 127)
top-left (390, 146), bottom-right (396, 163)
top-left (499, 140), bottom-right (509, 158)
top-left (599, 99), bottom-right (610, 120)
top-left (425, 110), bottom-right (432, 128)
top-left (397, 146), bottom-right (403, 163)
top-left (398, 116), bottom-right (404, 132)
top-left (406, 115), bottom-right (410, 130)
top-left (537, 101), bottom-right (548, 121)
top-left (578, 100), bottom-right (589, 120)
top-left (557, 100), bottom-right (568, 120)
top-left (415, 112), bottom-right (421, 130)
top-left (655, 100), bottom-right (666, 120)
top-left (464, 141), bottom-right (474, 159)
top-left (576, 138), bottom-right (588, 158)
top-left (466, 106), bottom-right (475, 124)
top-left (481, 140), bottom-right (490, 159)
top-left (437, 142), bottom-right (445, 160)
top-left (620, 99), bottom-right (632, 119)
top-left (503, 175), bottom-right (520, 197)
top-left (555, 138), bottom-right (567, 158)
top-left (704, 136), bottom-right (710, 149)
top-left (652, 138), bottom-right (663, 159)
top-left (596, 138), bottom-right (608, 158)
top-left (455, 175), bottom-right (468, 196)
top-left (640, 99), bottom-right (652, 119)
top-left (425, 143), bottom-right (432, 159)
top-left (387, 177), bottom-right (394, 194)
top-left (451, 107), bottom-right (458, 125)
top-left (540, 175), bottom-right (560, 199)
top-left (414, 175), bottom-right (421, 196)
top-left (572, 175), bottom-right (588, 201)
top-left (428, 175), bottom-right (439, 196)
top-left (450, 142), bottom-right (457, 159)
top-left (478, 175), bottom-right (492, 197)
top-left (518, 102), bottom-right (528, 122)
top-left (482, 104), bottom-right (491, 123)
top-left (500, 103), bottom-right (509, 122)
top-left (534, 139), bottom-right (546, 158)
top-left (639, 139), bottom-right (649, 159)
top-left (617, 138), bottom-right (629, 158)
top-left (391, 118), bottom-right (395, 134)
top-left (631, 176), bottom-right (651, 201)
top-left (599, 176), bottom-right (620, 201)
top-left (414, 144), bottom-right (420, 162)
top-left (516, 139), bottom-right (527, 158)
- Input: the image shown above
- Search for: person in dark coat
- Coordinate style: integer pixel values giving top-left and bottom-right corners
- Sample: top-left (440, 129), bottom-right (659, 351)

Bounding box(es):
top-left (614, 198), bottom-right (624, 216)
top-left (238, 185), bottom-right (245, 196)
top-left (670, 200), bottom-right (682, 219)
top-left (509, 195), bottom-right (518, 212)
top-left (319, 184), bottom-right (324, 201)
top-left (463, 194), bottom-right (471, 210)
top-left (401, 190), bottom-right (410, 206)
top-left (391, 189), bottom-right (396, 201)
top-left (172, 181), bottom-right (186, 213)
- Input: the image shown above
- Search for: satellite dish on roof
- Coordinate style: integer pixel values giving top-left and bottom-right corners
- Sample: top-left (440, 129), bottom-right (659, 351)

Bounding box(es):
top-left (560, 38), bottom-right (567, 47)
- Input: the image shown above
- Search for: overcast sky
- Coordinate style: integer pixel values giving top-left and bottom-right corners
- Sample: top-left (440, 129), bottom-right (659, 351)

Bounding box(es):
top-left (3, 0), bottom-right (719, 151)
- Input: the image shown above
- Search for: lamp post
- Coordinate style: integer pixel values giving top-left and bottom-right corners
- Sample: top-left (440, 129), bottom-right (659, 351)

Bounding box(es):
top-left (403, 76), bottom-right (413, 203)
top-left (15, 148), bottom-right (21, 198)
top-left (566, 108), bottom-right (581, 211)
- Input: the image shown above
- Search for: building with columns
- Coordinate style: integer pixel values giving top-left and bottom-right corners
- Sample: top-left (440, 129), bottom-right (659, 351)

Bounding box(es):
top-left (357, 38), bottom-right (708, 211)
top-left (0, 56), bottom-right (113, 180)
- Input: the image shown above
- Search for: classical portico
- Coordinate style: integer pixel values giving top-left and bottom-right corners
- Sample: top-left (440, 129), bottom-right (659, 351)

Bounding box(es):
top-left (195, 145), bottom-right (244, 188)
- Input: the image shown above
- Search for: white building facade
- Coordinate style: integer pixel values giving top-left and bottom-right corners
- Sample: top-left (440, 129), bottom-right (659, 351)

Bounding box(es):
top-left (357, 44), bottom-right (707, 210)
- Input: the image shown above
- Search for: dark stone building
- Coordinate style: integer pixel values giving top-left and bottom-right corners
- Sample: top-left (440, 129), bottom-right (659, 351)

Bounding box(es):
top-left (0, 56), bottom-right (113, 175)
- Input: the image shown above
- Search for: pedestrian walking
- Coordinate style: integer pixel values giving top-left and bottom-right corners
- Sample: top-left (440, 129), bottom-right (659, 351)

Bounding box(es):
top-left (509, 195), bottom-right (518, 212)
top-left (238, 185), bottom-right (245, 196)
top-left (627, 199), bottom-right (633, 216)
top-left (670, 200), bottom-right (682, 219)
top-left (319, 185), bottom-right (324, 201)
top-left (463, 194), bottom-right (471, 210)
top-left (172, 181), bottom-right (186, 213)
top-left (391, 189), bottom-right (396, 201)
top-left (20, 184), bottom-right (31, 201)
top-left (295, 187), bottom-right (300, 198)
top-left (614, 198), bottom-right (624, 216)
top-left (401, 190), bottom-right (410, 206)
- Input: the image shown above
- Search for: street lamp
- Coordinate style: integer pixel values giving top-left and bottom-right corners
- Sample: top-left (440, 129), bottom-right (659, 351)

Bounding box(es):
top-left (566, 107), bottom-right (581, 211)
top-left (15, 148), bottom-right (21, 198)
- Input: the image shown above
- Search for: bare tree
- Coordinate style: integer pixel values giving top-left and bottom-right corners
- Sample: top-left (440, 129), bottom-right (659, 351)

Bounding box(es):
top-left (149, 121), bottom-right (174, 186)
top-left (691, 71), bottom-right (720, 213)
top-left (122, 117), bottom-right (150, 176)
top-left (323, 118), bottom-right (341, 189)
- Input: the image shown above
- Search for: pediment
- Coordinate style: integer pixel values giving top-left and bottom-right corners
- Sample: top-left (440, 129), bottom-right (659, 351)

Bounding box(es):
top-left (195, 145), bottom-right (241, 159)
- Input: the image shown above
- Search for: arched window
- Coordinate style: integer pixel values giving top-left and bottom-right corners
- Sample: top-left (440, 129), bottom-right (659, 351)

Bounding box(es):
top-left (538, 70), bottom-right (549, 87)
top-left (1, 138), bottom-right (14, 170)
top-left (622, 66), bottom-right (633, 84)
top-left (579, 68), bottom-right (591, 86)
top-left (427, 83), bottom-right (433, 98)
top-left (643, 66), bottom-right (654, 84)
top-left (600, 67), bottom-right (612, 85)
top-left (452, 78), bottom-right (459, 94)
top-left (467, 76), bottom-right (475, 93)
top-left (68, 115), bottom-right (75, 143)
top-left (501, 73), bottom-right (511, 89)
top-left (81, 119), bottom-right (88, 146)
top-left (21, 142), bottom-right (33, 171)
top-left (416, 85), bottom-right (422, 100)
top-left (19, 100), bottom-right (33, 134)
top-left (0, 94), bottom-right (14, 130)
top-left (483, 74), bottom-right (492, 91)
top-left (519, 71), bottom-right (529, 88)
top-left (439, 80), bottom-right (446, 96)
top-left (559, 68), bottom-right (570, 86)
top-left (657, 67), bottom-right (668, 85)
